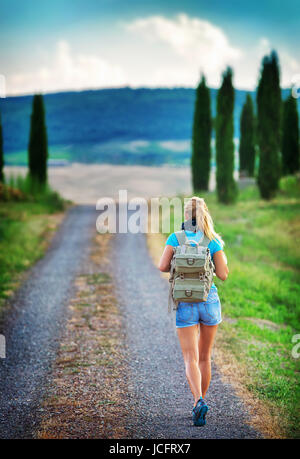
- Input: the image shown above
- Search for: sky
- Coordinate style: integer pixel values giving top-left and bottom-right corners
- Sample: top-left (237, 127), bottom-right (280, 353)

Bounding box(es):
top-left (0, 0), bottom-right (299, 96)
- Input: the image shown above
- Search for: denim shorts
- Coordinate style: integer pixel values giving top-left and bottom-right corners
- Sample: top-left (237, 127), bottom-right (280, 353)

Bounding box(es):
top-left (176, 287), bottom-right (222, 328)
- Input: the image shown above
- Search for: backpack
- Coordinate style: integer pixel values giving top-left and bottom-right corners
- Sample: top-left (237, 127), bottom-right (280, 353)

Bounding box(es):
top-left (168, 230), bottom-right (215, 312)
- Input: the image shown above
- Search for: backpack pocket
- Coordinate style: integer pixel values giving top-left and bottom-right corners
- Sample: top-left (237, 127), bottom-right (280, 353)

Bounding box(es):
top-left (175, 253), bottom-right (208, 273)
top-left (173, 279), bottom-right (209, 303)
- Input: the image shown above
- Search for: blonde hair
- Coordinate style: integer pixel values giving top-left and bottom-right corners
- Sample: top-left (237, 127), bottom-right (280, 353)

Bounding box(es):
top-left (184, 196), bottom-right (224, 247)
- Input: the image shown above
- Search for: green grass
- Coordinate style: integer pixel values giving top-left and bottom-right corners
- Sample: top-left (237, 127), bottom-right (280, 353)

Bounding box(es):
top-left (0, 177), bottom-right (67, 312)
top-left (4, 147), bottom-right (72, 166)
top-left (163, 175), bottom-right (300, 437)
top-left (3, 174), bottom-right (66, 209)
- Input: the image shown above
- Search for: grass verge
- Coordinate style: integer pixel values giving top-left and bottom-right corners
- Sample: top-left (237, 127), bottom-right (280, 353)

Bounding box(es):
top-left (0, 178), bottom-right (68, 316)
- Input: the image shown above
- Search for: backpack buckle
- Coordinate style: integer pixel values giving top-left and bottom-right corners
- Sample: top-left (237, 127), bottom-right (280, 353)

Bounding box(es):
top-left (185, 290), bottom-right (192, 297)
top-left (187, 258), bottom-right (195, 265)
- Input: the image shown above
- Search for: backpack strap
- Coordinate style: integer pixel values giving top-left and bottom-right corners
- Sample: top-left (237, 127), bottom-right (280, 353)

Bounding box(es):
top-left (201, 236), bottom-right (211, 248)
top-left (168, 256), bottom-right (177, 313)
top-left (175, 230), bottom-right (211, 248)
top-left (168, 281), bottom-right (175, 313)
top-left (175, 230), bottom-right (187, 246)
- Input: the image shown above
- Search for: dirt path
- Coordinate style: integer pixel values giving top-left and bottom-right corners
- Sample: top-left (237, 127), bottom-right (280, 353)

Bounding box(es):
top-left (0, 205), bottom-right (262, 439)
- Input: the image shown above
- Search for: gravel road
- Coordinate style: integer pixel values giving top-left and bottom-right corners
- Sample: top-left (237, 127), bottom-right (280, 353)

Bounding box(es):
top-left (0, 205), bottom-right (97, 439)
top-left (111, 209), bottom-right (262, 439)
top-left (0, 204), bottom-right (262, 439)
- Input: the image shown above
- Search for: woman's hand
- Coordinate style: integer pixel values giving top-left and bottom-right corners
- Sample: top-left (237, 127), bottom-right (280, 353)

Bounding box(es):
top-left (213, 251), bottom-right (229, 281)
top-left (158, 245), bottom-right (174, 272)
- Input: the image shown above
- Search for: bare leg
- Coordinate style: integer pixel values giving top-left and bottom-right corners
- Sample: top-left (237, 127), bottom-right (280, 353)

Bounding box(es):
top-left (198, 324), bottom-right (218, 398)
top-left (177, 324), bottom-right (202, 405)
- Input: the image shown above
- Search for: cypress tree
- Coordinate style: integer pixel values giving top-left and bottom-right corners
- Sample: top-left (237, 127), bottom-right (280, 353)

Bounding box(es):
top-left (239, 93), bottom-right (256, 176)
top-left (0, 110), bottom-right (4, 182)
top-left (191, 74), bottom-right (212, 191)
top-left (281, 94), bottom-right (299, 175)
top-left (256, 51), bottom-right (281, 199)
top-left (28, 94), bottom-right (48, 185)
top-left (216, 67), bottom-right (238, 204)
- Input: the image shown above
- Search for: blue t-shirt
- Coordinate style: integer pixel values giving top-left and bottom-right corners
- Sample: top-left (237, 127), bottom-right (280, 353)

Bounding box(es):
top-left (165, 230), bottom-right (223, 289)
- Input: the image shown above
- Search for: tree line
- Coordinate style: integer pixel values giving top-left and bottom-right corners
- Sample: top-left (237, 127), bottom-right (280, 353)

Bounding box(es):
top-left (0, 94), bottom-right (48, 187)
top-left (191, 50), bottom-right (299, 203)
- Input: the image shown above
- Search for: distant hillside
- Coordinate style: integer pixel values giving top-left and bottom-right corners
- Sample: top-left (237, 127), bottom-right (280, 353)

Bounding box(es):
top-left (0, 87), bottom-right (294, 166)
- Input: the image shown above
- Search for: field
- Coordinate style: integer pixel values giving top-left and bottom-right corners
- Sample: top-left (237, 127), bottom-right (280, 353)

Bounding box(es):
top-left (4, 163), bottom-right (194, 203)
top-left (1, 87), bottom-right (294, 166)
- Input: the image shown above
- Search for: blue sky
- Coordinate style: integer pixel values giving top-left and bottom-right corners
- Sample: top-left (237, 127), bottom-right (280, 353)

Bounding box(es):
top-left (1, 0), bottom-right (299, 95)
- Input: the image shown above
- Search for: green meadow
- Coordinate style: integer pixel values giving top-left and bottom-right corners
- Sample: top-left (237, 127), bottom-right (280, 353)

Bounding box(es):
top-left (0, 178), bottom-right (66, 312)
top-left (162, 176), bottom-right (300, 437)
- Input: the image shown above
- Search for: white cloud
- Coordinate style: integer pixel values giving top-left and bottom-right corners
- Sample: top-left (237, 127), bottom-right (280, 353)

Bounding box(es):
top-left (5, 14), bottom-right (300, 94)
top-left (7, 40), bottom-right (128, 95)
top-left (125, 14), bottom-right (300, 90)
top-left (125, 13), bottom-right (242, 87)
top-left (279, 52), bottom-right (300, 88)
top-left (234, 37), bottom-right (300, 89)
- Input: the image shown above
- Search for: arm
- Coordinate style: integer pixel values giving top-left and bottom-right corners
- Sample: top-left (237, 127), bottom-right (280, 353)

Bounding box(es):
top-left (213, 251), bottom-right (229, 281)
top-left (158, 245), bottom-right (174, 272)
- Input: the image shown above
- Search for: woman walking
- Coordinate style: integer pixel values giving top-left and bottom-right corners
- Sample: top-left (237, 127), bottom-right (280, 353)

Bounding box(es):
top-left (158, 196), bottom-right (229, 426)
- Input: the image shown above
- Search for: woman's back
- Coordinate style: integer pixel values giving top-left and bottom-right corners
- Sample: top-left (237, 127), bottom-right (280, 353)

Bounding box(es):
top-left (165, 229), bottom-right (224, 290)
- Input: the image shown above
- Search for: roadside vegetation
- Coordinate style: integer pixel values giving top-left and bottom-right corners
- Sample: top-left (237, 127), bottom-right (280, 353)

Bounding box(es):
top-left (0, 93), bottom-right (68, 315)
top-left (148, 176), bottom-right (300, 438)
top-left (0, 175), bottom-right (67, 313)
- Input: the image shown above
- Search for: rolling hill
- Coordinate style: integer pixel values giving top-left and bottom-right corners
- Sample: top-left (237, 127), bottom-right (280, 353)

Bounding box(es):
top-left (0, 86), bottom-right (294, 166)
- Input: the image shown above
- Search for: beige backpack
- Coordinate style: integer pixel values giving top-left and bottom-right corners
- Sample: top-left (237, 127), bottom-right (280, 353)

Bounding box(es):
top-left (168, 230), bottom-right (214, 312)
